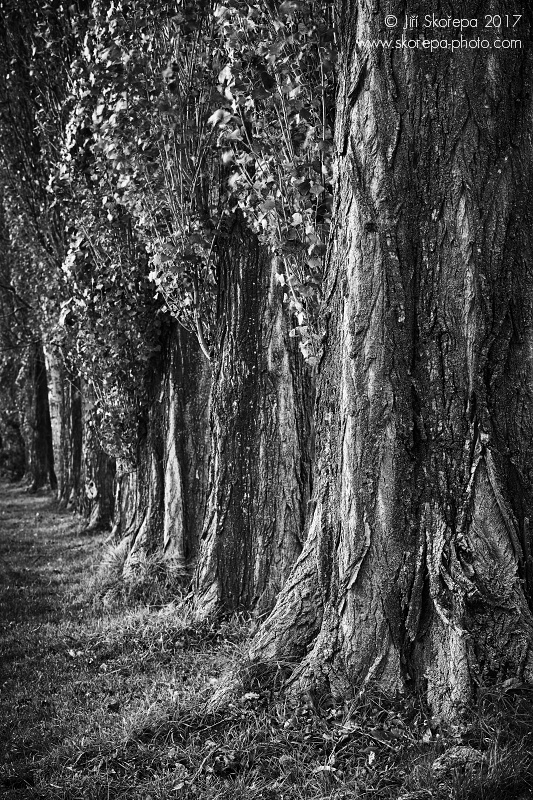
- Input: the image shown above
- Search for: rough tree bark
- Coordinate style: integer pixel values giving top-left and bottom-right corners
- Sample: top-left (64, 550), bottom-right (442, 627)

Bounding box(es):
top-left (80, 385), bottom-right (116, 531)
top-left (194, 226), bottom-right (315, 616)
top-left (121, 321), bottom-right (210, 575)
top-left (249, 2), bottom-right (533, 715)
top-left (45, 348), bottom-right (83, 508)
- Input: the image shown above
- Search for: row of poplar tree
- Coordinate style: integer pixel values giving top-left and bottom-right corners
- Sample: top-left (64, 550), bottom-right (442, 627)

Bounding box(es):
top-left (0, 0), bottom-right (333, 613)
top-left (2, 0), bottom-right (533, 716)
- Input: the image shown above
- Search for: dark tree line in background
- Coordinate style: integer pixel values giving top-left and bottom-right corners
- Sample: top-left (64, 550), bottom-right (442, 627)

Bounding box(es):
top-left (1, 0), bottom-right (533, 716)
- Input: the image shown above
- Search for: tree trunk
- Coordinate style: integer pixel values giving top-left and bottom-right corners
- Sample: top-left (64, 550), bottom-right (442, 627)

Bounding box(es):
top-left (122, 322), bottom-right (210, 576)
top-left (81, 385), bottom-right (116, 531)
top-left (44, 348), bottom-right (83, 508)
top-left (250, 2), bottom-right (533, 716)
top-left (18, 340), bottom-right (56, 491)
top-left (194, 227), bottom-right (315, 616)
top-left (70, 373), bottom-right (83, 509)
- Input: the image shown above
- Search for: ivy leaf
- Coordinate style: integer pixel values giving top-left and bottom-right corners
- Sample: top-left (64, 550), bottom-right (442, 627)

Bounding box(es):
top-left (279, 1), bottom-right (304, 16)
top-left (207, 108), bottom-right (232, 126)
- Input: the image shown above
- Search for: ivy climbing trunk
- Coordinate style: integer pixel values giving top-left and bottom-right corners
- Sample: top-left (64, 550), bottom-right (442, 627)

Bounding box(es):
top-left (194, 225), bottom-right (314, 616)
top-left (122, 321), bottom-right (210, 576)
top-left (249, 2), bottom-right (533, 715)
top-left (81, 384), bottom-right (115, 531)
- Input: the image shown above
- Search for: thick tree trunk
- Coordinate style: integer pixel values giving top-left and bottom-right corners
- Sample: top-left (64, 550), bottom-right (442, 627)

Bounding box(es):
top-left (194, 228), bottom-right (315, 616)
top-left (70, 373), bottom-right (83, 509)
top-left (83, 440), bottom-right (116, 531)
top-left (250, 2), bottom-right (533, 715)
top-left (18, 340), bottom-right (56, 491)
top-left (122, 322), bottom-right (210, 576)
top-left (111, 463), bottom-right (140, 544)
top-left (44, 348), bottom-right (83, 508)
top-left (81, 385), bottom-right (116, 531)
top-left (177, 323), bottom-right (212, 562)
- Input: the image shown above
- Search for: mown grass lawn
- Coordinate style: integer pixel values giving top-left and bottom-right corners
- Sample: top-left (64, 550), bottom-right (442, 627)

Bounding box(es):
top-left (1, 481), bottom-right (533, 800)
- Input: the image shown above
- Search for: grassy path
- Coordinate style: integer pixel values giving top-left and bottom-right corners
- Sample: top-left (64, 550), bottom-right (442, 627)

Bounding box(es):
top-left (0, 481), bottom-right (233, 799)
top-left (0, 481), bottom-right (106, 795)
top-left (1, 480), bottom-right (533, 800)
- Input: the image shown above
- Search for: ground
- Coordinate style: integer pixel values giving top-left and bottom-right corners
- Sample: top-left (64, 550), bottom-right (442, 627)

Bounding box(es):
top-left (1, 480), bottom-right (533, 799)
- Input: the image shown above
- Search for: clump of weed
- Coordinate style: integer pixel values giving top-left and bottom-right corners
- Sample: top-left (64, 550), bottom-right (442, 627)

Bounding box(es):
top-left (91, 540), bottom-right (193, 609)
top-left (397, 683), bottom-right (533, 800)
top-left (120, 554), bottom-right (192, 607)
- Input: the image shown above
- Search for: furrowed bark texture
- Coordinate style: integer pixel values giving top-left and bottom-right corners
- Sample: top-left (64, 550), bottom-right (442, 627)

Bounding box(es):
top-left (251, 2), bottom-right (533, 714)
top-left (195, 227), bottom-right (314, 616)
top-left (122, 322), bottom-right (210, 575)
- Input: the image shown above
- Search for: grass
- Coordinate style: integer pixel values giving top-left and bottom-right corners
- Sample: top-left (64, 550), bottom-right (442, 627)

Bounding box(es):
top-left (1, 480), bottom-right (533, 799)
top-left (92, 539), bottom-right (192, 610)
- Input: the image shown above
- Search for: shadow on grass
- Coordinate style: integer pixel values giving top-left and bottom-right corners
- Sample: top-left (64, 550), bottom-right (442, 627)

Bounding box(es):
top-left (1, 481), bottom-right (533, 800)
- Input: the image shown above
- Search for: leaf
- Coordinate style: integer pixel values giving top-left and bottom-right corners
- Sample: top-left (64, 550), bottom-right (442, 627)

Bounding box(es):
top-left (218, 64), bottom-right (232, 83)
top-left (58, 305), bottom-right (73, 327)
top-left (207, 108), bottom-right (232, 127)
top-left (240, 692), bottom-right (261, 702)
top-left (279, 1), bottom-right (304, 15)
top-left (226, 128), bottom-right (243, 141)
